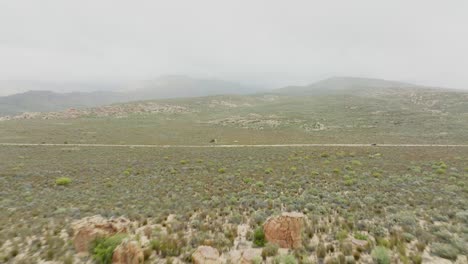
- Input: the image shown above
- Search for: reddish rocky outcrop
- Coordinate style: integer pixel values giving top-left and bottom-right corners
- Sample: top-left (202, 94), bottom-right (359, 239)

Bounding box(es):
top-left (112, 240), bottom-right (144, 264)
top-left (72, 215), bottom-right (131, 252)
top-left (263, 212), bottom-right (304, 249)
top-left (192, 246), bottom-right (220, 264)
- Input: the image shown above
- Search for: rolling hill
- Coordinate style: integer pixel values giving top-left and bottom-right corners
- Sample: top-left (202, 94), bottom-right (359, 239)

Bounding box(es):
top-left (0, 76), bottom-right (259, 116)
top-left (1, 76), bottom-right (467, 145)
top-left (274, 76), bottom-right (417, 95)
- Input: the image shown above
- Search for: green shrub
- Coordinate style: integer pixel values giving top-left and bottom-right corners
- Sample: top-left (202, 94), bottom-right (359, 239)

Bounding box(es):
top-left (317, 243), bottom-right (326, 259)
top-left (431, 243), bottom-right (459, 260)
top-left (152, 235), bottom-right (182, 257)
top-left (262, 243), bottom-right (279, 259)
top-left (252, 256), bottom-right (263, 264)
top-left (371, 246), bottom-right (390, 264)
top-left (354, 233), bottom-right (368, 240)
top-left (253, 227), bottom-right (266, 247)
top-left (455, 210), bottom-right (468, 224)
top-left (63, 255), bottom-right (73, 264)
top-left (284, 254), bottom-right (299, 264)
top-left (218, 168), bottom-right (226, 174)
top-left (336, 229), bottom-right (348, 240)
top-left (274, 254), bottom-right (298, 264)
top-left (90, 234), bottom-right (127, 264)
top-left (344, 178), bottom-right (356, 186)
top-left (243, 177), bottom-right (253, 184)
top-left (55, 177), bottom-right (72, 186)
top-left (409, 253), bottom-right (422, 264)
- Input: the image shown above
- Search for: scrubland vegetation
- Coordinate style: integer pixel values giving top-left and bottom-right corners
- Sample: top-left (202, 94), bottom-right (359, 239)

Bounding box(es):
top-left (0, 145), bottom-right (466, 263)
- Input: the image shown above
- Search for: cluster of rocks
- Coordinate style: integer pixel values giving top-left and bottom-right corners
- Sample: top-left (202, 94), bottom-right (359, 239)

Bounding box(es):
top-left (0, 102), bottom-right (191, 121)
top-left (69, 212), bottom-right (306, 264)
top-left (66, 212), bottom-right (468, 264)
top-left (193, 212), bottom-right (305, 264)
top-left (72, 215), bottom-right (143, 264)
top-left (301, 121), bottom-right (326, 132)
top-left (207, 114), bottom-right (283, 129)
top-left (208, 100), bottom-right (252, 108)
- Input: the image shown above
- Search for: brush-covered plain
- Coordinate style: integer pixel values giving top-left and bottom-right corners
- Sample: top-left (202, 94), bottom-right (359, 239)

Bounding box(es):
top-left (0, 146), bottom-right (467, 263)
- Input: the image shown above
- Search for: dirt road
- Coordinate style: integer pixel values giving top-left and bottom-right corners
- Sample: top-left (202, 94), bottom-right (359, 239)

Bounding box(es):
top-left (1, 143), bottom-right (467, 148)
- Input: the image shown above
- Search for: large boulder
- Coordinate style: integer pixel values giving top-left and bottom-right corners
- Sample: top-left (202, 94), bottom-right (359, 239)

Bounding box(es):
top-left (192, 246), bottom-right (220, 264)
top-left (112, 240), bottom-right (144, 264)
top-left (72, 215), bottom-right (131, 252)
top-left (263, 212), bottom-right (305, 249)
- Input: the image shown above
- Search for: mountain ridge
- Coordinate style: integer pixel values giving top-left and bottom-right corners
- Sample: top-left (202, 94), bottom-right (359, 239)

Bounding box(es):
top-left (1, 76), bottom-right (466, 116)
top-left (0, 76), bottom-right (259, 116)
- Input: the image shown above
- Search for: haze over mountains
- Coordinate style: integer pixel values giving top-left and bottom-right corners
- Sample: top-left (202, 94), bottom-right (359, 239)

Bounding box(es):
top-left (274, 77), bottom-right (416, 95)
top-left (0, 75), bottom-right (260, 116)
top-left (0, 76), bottom-right (465, 116)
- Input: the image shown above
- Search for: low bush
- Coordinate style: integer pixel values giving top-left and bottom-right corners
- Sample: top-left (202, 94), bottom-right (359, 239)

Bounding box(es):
top-left (371, 246), bottom-right (390, 264)
top-left (253, 227), bottom-right (266, 247)
top-left (262, 243), bottom-right (279, 259)
top-left (90, 234), bottom-right (127, 264)
top-left (354, 233), bottom-right (368, 240)
top-left (55, 177), bottom-right (72, 186)
top-left (431, 243), bottom-right (459, 260)
top-left (274, 254), bottom-right (298, 264)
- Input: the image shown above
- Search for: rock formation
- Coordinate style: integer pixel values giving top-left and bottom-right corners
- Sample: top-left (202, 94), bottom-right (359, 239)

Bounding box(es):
top-left (71, 215), bottom-right (131, 252)
top-left (192, 245), bottom-right (220, 264)
top-left (112, 240), bottom-right (144, 264)
top-left (263, 212), bottom-right (304, 249)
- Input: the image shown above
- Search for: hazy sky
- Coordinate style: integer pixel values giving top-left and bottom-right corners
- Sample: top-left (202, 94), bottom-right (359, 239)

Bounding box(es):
top-left (1, 0), bottom-right (467, 94)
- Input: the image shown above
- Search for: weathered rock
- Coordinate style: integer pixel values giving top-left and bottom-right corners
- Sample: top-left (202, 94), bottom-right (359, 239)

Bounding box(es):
top-left (351, 238), bottom-right (369, 248)
top-left (455, 255), bottom-right (468, 264)
top-left (240, 248), bottom-right (262, 264)
top-left (192, 246), bottom-right (220, 264)
top-left (263, 212), bottom-right (304, 249)
top-left (112, 240), bottom-right (144, 264)
top-left (72, 215), bottom-right (131, 252)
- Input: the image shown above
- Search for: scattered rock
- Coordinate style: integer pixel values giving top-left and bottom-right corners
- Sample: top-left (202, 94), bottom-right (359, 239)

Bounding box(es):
top-left (72, 215), bottom-right (131, 252)
top-left (240, 248), bottom-right (262, 264)
top-left (192, 246), bottom-right (220, 264)
top-left (351, 238), bottom-right (369, 248)
top-left (0, 102), bottom-right (191, 121)
top-left (263, 212), bottom-right (304, 249)
top-left (112, 240), bottom-right (144, 264)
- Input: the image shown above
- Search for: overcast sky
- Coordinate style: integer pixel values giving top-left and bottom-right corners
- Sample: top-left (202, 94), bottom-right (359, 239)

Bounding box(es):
top-left (0, 0), bottom-right (467, 95)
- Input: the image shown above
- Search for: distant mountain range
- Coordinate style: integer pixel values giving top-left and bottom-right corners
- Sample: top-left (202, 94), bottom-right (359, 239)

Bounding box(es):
top-left (273, 77), bottom-right (416, 95)
top-left (0, 75), bottom-right (260, 116)
top-left (0, 76), bottom-right (464, 116)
